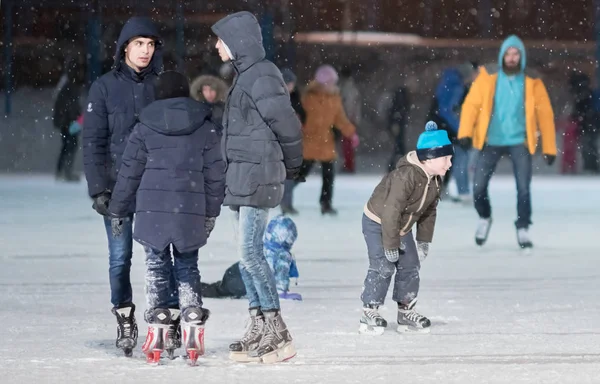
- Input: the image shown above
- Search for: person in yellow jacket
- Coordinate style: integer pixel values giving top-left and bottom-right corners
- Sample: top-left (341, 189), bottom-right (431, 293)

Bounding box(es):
top-left (457, 35), bottom-right (556, 250)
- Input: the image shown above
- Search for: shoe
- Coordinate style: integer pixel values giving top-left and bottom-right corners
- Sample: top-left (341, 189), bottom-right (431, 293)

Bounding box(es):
top-left (475, 217), bottom-right (492, 246)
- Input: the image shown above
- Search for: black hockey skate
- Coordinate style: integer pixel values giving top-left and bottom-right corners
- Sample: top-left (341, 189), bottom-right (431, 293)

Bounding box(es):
top-left (229, 307), bottom-right (265, 362)
top-left (359, 304), bottom-right (388, 335)
top-left (397, 299), bottom-right (431, 333)
top-left (111, 303), bottom-right (139, 357)
top-left (165, 308), bottom-right (182, 360)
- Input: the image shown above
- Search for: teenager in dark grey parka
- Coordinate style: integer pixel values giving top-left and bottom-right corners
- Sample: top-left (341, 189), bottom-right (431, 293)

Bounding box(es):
top-left (211, 11), bottom-right (303, 364)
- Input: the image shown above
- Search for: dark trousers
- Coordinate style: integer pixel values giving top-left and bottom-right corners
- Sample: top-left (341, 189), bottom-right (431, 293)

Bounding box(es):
top-left (580, 129), bottom-right (599, 172)
top-left (473, 144), bottom-right (532, 229)
top-left (56, 131), bottom-right (79, 177)
top-left (282, 159), bottom-right (335, 207)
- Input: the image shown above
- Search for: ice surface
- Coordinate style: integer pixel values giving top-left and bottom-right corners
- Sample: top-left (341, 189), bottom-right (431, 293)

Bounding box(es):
top-left (1, 174), bottom-right (599, 383)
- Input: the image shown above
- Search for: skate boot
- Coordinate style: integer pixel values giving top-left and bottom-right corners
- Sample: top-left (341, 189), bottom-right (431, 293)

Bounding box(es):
top-left (280, 204), bottom-right (299, 216)
top-left (141, 308), bottom-right (172, 364)
top-left (397, 299), bottom-right (431, 333)
top-left (359, 304), bottom-right (388, 335)
top-left (111, 303), bottom-right (138, 357)
top-left (475, 217), bottom-right (492, 246)
top-left (516, 227), bottom-right (533, 250)
top-left (250, 310), bottom-right (296, 364)
top-left (165, 308), bottom-right (181, 360)
top-left (181, 307), bottom-right (210, 366)
top-left (321, 202), bottom-right (338, 215)
top-left (229, 307), bottom-right (265, 362)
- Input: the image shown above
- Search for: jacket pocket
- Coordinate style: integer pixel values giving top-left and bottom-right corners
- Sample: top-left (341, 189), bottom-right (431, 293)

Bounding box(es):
top-left (225, 162), bottom-right (261, 197)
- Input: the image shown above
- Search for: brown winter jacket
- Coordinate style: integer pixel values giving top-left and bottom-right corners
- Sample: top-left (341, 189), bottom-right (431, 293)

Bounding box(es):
top-left (301, 81), bottom-right (356, 161)
top-left (364, 152), bottom-right (441, 250)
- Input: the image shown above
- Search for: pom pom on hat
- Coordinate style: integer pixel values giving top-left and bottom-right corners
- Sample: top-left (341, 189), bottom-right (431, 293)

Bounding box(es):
top-left (416, 121), bottom-right (454, 161)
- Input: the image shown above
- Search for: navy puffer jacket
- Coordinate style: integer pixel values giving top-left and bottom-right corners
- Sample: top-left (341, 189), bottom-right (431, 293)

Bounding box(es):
top-left (109, 98), bottom-right (226, 253)
top-left (83, 17), bottom-right (163, 201)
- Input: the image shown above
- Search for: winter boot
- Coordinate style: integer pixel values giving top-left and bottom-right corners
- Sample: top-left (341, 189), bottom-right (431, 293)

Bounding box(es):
top-left (250, 310), bottom-right (296, 364)
top-left (516, 227), bottom-right (533, 249)
top-left (229, 307), bottom-right (265, 362)
top-left (359, 304), bottom-right (388, 335)
top-left (141, 308), bottom-right (172, 364)
top-left (181, 307), bottom-right (210, 366)
top-left (475, 217), bottom-right (492, 246)
top-left (111, 303), bottom-right (138, 357)
top-left (397, 299), bottom-right (431, 333)
top-left (165, 308), bottom-right (181, 359)
top-left (320, 202), bottom-right (338, 215)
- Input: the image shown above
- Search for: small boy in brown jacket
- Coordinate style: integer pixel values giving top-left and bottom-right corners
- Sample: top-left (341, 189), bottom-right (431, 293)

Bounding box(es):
top-left (360, 121), bottom-right (453, 335)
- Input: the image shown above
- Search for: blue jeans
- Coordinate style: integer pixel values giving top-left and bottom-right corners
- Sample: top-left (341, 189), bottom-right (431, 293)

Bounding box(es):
top-left (452, 144), bottom-right (470, 195)
top-left (103, 215), bottom-right (134, 308)
top-left (235, 207), bottom-right (280, 311)
top-left (144, 246), bottom-right (192, 312)
top-left (472, 144), bottom-right (532, 229)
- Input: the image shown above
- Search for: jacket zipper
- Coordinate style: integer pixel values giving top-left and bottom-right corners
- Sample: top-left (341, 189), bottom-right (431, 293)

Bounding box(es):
top-left (400, 177), bottom-right (431, 234)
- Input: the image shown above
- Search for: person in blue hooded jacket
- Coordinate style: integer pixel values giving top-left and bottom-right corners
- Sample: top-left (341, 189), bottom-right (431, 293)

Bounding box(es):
top-left (108, 70), bottom-right (226, 363)
top-left (427, 62), bottom-right (478, 202)
top-left (81, 16), bottom-right (173, 355)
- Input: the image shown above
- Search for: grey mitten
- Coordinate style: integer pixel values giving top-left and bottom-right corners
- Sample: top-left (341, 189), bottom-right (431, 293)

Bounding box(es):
top-left (417, 241), bottom-right (430, 262)
top-left (384, 248), bottom-right (400, 263)
top-left (205, 217), bottom-right (216, 237)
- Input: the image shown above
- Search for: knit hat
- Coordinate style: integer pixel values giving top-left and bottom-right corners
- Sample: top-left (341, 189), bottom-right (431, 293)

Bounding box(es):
top-left (315, 64), bottom-right (339, 86)
top-left (280, 68), bottom-right (297, 84)
top-left (416, 121), bottom-right (454, 161)
top-left (154, 70), bottom-right (190, 100)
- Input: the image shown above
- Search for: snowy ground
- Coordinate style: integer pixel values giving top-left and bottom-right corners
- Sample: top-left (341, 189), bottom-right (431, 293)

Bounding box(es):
top-left (1, 173), bottom-right (599, 383)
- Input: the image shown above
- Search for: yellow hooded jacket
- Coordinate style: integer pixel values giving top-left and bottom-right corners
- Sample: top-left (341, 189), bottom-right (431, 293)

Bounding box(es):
top-left (458, 36), bottom-right (556, 156)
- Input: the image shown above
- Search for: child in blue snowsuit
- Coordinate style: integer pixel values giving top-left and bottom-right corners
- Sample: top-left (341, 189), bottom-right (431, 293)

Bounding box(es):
top-left (201, 215), bottom-right (301, 301)
top-left (263, 215), bottom-right (301, 301)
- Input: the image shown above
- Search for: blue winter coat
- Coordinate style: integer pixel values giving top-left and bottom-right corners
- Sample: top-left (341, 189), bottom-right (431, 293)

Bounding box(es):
top-left (435, 68), bottom-right (465, 134)
top-left (83, 17), bottom-right (163, 200)
top-left (108, 97), bottom-right (226, 253)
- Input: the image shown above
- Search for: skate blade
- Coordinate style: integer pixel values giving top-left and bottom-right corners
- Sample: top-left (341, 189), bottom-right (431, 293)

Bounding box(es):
top-left (397, 325), bottom-right (431, 334)
top-left (229, 351), bottom-right (260, 363)
top-left (259, 342), bottom-right (296, 364)
top-left (145, 350), bottom-right (162, 364)
top-left (358, 322), bottom-right (385, 336)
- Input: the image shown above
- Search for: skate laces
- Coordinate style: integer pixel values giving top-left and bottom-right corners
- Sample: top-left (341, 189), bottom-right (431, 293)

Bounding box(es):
top-left (402, 308), bottom-right (426, 324)
top-left (241, 315), bottom-right (264, 343)
top-left (363, 307), bottom-right (382, 320)
top-left (259, 317), bottom-right (282, 348)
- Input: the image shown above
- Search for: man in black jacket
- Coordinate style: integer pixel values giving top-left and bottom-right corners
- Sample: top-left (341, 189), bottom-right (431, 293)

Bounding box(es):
top-left (82, 16), bottom-right (178, 356)
top-left (212, 11), bottom-right (303, 364)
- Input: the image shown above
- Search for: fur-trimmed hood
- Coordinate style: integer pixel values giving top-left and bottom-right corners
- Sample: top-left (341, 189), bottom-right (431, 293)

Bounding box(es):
top-left (190, 75), bottom-right (228, 103)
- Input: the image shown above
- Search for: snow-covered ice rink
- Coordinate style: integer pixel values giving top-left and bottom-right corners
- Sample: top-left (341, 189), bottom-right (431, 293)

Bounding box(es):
top-left (1, 173), bottom-right (599, 383)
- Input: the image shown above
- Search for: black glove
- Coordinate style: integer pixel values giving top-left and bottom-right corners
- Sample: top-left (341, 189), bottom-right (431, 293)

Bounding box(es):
top-left (111, 217), bottom-right (125, 237)
top-left (286, 167), bottom-right (305, 182)
top-left (543, 154), bottom-right (556, 166)
top-left (92, 192), bottom-right (111, 216)
top-left (457, 137), bottom-right (472, 151)
top-left (205, 217), bottom-right (216, 237)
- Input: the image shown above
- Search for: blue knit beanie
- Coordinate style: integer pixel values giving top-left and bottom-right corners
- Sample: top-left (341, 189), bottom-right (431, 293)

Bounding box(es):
top-left (416, 121), bottom-right (454, 161)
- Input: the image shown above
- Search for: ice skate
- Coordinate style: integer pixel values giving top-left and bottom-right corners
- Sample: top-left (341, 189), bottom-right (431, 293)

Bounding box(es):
top-left (111, 303), bottom-right (138, 357)
top-left (280, 204), bottom-right (298, 216)
top-left (249, 310), bottom-right (296, 364)
top-left (359, 305), bottom-right (388, 335)
top-left (516, 227), bottom-right (533, 252)
top-left (141, 308), bottom-right (172, 364)
top-left (181, 307), bottom-right (210, 366)
top-left (165, 308), bottom-right (181, 360)
top-left (475, 217), bottom-right (492, 246)
top-left (321, 202), bottom-right (338, 216)
top-left (229, 307), bottom-right (265, 362)
top-left (397, 299), bottom-right (431, 333)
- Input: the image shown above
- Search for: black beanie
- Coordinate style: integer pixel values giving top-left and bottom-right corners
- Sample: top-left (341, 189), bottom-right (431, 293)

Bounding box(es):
top-left (154, 70), bottom-right (190, 100)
